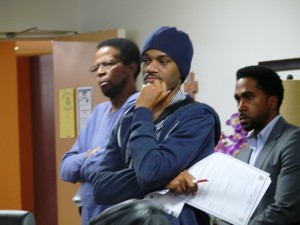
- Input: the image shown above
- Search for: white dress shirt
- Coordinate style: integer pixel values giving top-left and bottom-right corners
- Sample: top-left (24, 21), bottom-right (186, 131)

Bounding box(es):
top-left (247, 115), bottom-right (281, 166)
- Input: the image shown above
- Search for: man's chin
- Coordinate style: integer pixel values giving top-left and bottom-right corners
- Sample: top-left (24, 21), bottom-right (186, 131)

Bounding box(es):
top-left (241, 124), bottom-right (252, 132)
top-left (102, 89), bottom-right (120, 99)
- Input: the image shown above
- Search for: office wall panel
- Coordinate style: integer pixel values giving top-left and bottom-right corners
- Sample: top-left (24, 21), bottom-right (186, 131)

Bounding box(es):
top-left (0, 42), bottom-right (22, 209)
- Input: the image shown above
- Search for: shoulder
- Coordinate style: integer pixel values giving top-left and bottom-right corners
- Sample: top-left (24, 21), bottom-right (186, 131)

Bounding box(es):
top-left (87, 101), bottom-right (111, 119)
top-left (127, 92), bottom-right (139, 103)
top-left (121, 93), bottom-right (139, 112)
top-left (93, 101), bottom-right (111, 111)
top-left (270, 118), bottom-right (300, 157)
top-left (273, 117), bottom-right (300, 137)
top-left (176, 101), bottom-right (220, 122)
top-left (192, 102), bottom-right (218, 114)
top-left (176, 100), bottom-right (221, 145)
top-left (284, 120), bottom-right (300, 132)
top-left (95, 100), bottom-right (111, 108)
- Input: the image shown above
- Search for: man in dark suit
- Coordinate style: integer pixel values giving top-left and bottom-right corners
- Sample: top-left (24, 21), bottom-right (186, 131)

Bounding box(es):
top-left (225, 65), bottom-right (300, 225)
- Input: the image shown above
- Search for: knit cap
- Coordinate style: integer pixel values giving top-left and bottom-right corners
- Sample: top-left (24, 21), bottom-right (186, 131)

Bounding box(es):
top-left (142, 26), bottom-right (194, 82)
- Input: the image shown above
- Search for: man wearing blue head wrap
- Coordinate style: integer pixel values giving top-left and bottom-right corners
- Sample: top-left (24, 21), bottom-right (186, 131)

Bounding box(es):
top-left (92, 26), bottom-right (221, 225)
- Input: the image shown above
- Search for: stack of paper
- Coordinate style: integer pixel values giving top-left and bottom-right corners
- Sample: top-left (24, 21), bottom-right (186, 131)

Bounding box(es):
top-left (145, 152), bottom-right (271, 225)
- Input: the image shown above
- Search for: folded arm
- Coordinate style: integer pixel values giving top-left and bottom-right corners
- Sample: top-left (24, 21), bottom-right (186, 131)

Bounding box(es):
top-left (130, 105), bottom-right (216, 190)
top-left (92, 124), bottom-right (149, 204)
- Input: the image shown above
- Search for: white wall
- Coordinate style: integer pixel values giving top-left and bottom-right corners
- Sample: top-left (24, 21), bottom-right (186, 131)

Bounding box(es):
top-left (78, 0), bottom-right (300, 133)
top-left (1, 0), bottom-right (300, 133)
top-left (0, 0), bottom-right (79, 31)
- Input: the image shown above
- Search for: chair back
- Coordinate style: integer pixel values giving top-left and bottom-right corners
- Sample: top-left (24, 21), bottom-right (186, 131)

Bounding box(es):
top-left (0, 210), bottom-right (35, 225)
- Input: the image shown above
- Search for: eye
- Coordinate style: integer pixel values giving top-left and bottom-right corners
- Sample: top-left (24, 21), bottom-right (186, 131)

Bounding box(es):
top-left (159, 59), bottom-right (169, 65)
top-left (89, 60), bottom-right (119, 73)
top-left (89, 64), bottom-right (99, 72)
top-left (244, 93), bottom-right (253, 100)
top-left (141, 58), bottom-right (151, 65)
top-left (101, 61), bottom-right (115, 69)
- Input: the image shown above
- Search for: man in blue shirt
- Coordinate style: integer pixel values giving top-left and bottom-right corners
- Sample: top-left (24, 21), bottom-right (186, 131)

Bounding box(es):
top-left (60, 38), bottom-right (140, 225)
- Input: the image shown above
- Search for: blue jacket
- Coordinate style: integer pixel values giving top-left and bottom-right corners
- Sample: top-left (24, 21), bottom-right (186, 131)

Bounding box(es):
top-left (92, 97), bottom-right (220, 225)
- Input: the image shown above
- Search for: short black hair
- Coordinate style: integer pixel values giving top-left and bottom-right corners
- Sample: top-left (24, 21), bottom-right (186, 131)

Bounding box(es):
top-left (97, 38), bottom-right (141, 80)
top-left (89, 199), bottom-right (170, 225)
top-left (236, 65), bottom-right (284, 111)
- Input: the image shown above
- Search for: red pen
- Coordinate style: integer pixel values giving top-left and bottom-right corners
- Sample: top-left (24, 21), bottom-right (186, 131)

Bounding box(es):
top-left (192, 179), bottom-right (208, 184)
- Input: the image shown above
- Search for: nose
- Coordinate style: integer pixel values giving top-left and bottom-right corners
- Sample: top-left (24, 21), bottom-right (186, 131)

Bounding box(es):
top-left (95, 67), bottom-right (106, 77)
top-left (238, 99), bottom-right (246, 112)
top-left (145, 61), bottom-right (158, 73)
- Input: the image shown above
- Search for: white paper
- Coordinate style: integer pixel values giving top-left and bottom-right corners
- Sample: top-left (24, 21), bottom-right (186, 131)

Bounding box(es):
top-left (145, 153), bottom-right (271, 225)
top-left (144, 189), bottom-right (185, 218)
top-left (72, 186), bottom-right (82, 207)
top-left (177, 152), bottom-right (271, 225)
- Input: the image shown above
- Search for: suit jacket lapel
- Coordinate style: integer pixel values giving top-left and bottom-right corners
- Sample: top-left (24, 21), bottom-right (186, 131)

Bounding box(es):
top-left (254, 117), bottom-right (286, 168)
top-left (237, 146), bottom-right (252, 163)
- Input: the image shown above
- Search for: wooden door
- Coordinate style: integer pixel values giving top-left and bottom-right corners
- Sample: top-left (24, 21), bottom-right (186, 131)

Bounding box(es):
top-left (30, 55), bottom-right (57, 225)
top-left (53, 29), bottom-right (122, 225)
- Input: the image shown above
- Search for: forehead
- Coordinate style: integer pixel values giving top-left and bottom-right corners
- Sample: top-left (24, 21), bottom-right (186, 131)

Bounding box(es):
top-left (142, 49), bottom-right (170, 58)
top-left (95, 46), bottom-right (120, 59)
top-left (235, 77), bottom-right (260, 94)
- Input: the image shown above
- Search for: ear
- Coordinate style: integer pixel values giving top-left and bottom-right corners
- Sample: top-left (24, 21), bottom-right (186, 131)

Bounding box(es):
top-left (268, 96), bottom-right (278, 110)
top-left (126, 62), bottom-right (138, 78)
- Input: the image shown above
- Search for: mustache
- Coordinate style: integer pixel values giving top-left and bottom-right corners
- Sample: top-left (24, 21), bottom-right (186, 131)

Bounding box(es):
top-left (239, 113), bottom-right (249, 120)
top-left (143, 73), bottom-right (162, 82)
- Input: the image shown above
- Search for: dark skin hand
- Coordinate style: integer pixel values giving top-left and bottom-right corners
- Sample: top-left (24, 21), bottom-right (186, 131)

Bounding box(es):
top-left (85, 146), bottom-right (100, 158)
top-left (136, 79), bottom-right (171, 111)
top-left (165, 170), bottom-right (198, 195)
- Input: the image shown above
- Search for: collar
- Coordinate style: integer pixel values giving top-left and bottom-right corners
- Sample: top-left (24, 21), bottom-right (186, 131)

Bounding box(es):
top-left (169, 89), bottom-right (186, 105)
top-left (247, 115), bottom-right (281, 149)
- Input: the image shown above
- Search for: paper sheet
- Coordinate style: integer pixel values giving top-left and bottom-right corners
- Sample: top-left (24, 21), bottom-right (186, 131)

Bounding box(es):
top-left (145, 153), bottom-right (271, 225)
top-left (144, 189), bottom-right (185, 218)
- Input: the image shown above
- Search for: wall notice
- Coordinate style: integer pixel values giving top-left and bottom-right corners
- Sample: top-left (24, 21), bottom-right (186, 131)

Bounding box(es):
top-left (76, 86), bottom-right (93, 134)
top-left (59, 88), bottom-right (76, 138)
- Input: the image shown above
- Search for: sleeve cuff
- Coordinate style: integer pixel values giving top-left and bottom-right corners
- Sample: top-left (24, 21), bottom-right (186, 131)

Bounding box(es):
top-left (133, 107), bottom-right (153, 123)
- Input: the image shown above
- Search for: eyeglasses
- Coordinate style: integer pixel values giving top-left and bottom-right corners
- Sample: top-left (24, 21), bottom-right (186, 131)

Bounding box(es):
top-left (89, 60), bottom-right (121, 73)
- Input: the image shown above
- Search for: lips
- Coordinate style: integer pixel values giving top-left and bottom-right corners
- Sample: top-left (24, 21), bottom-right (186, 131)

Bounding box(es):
top-left (144, 77), bottom-right (156, 84)
top-left (239, 114), bottom-right (250, 125)
top-left (99, 81), bottom-right (109, 87)
top-left (144, 74), bottom-right (161, 84)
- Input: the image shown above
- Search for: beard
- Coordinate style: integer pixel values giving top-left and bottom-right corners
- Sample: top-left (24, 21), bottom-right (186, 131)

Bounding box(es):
top-left (241, 110), bottom-right (270, 133)
top-left (101, 76), bottom-right (129, 98)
